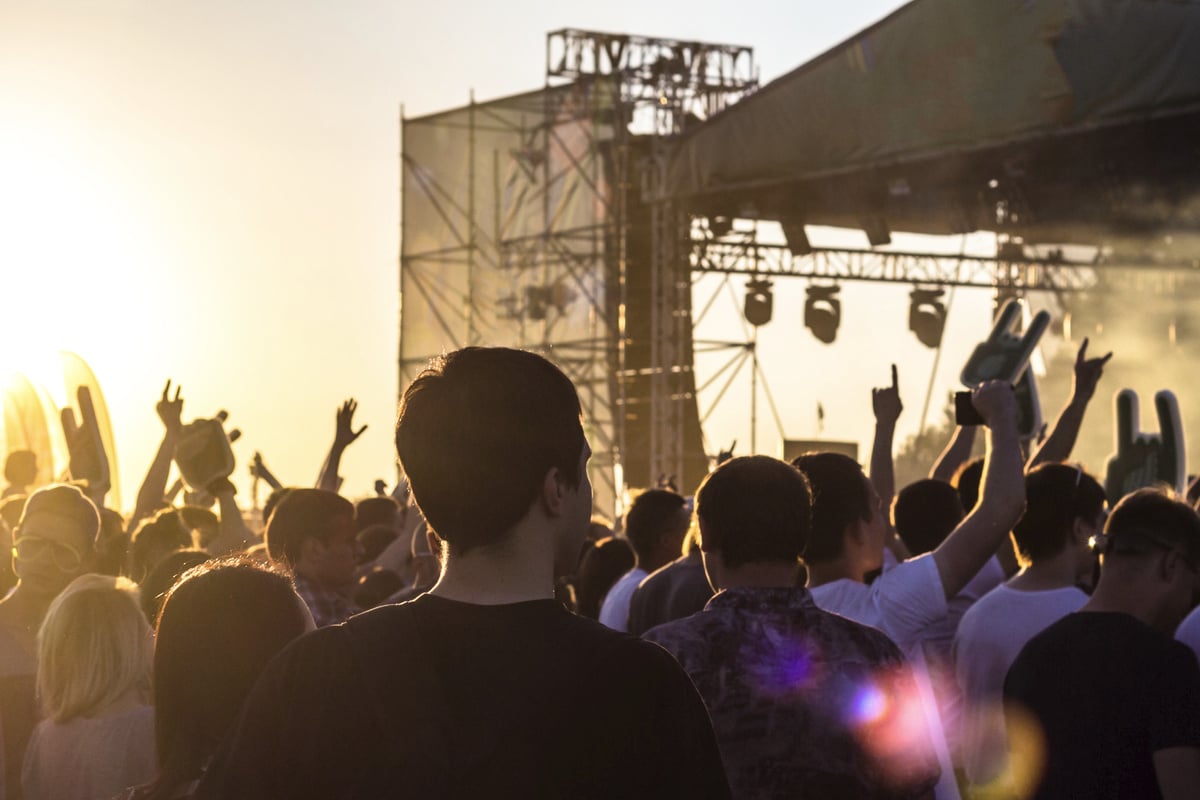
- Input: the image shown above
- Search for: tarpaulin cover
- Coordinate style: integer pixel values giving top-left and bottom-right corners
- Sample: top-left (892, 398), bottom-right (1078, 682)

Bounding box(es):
top-left (665, 0), bottom-right (1200, 233)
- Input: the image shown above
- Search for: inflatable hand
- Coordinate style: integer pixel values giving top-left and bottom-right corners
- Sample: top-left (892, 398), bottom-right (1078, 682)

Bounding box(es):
top-left (61, 386), bottom-right (111, 498)
top-left (960, 300), bottom-right (1051, 387)
top-left (1104, 389), bottom-right (1185, 504)
top-left (1013, 367), bottom-right (1043, 442)
top-left (175, 416), bottom-right (236, 492)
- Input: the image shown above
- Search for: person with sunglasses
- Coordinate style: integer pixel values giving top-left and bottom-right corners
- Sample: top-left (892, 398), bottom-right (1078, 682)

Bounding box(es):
top-left (0, 484), bottom-right (100, 800)
top-left (1004, 488), bottom-right (1200, 800)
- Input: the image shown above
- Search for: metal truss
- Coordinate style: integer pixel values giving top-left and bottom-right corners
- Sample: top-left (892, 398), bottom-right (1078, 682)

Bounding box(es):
top-left (547, 29), bottom-right (757, 124)
top-left (692, 236), bottom-right (1200, 295)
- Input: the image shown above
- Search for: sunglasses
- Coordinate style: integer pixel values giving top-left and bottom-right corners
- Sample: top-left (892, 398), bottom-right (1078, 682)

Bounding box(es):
top-left (13, 535), bottom-right (84, 572)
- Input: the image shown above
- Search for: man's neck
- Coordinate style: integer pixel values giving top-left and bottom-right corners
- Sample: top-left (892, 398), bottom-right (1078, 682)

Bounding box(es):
top-left (805, 556), bottom-right (861, 588)
top-left (1083, 573), bottom-right (1173, 633)
top-left (1007, 548), bottom-right (1081, 592)
top-left (429, 527), bottom-right (555, 605)
top-left (720, 562), bottom-right (803, 590)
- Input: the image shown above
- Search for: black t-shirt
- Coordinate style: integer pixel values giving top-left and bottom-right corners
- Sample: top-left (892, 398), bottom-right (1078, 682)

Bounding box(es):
top-left (196, 594), bottom-right (730, 800)
top-left (1003, 611), bottom-right (1200, 799)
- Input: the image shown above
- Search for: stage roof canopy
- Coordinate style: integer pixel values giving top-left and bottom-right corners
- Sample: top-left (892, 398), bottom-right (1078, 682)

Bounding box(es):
top-left (664, 0), bottom-right (1200, 249)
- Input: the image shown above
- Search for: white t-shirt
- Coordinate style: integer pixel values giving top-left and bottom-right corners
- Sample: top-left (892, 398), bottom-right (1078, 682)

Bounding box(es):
top-left (598, 567), bottom-right (647, 632)
top-left (810, 553), bottom-right (948, 649)
top-left (953, 583), bottom-right (1088, 785)
top-left (812, 554), bottom-right (956, 799)
top-left (1175, 605), bottom-right (1200, 664)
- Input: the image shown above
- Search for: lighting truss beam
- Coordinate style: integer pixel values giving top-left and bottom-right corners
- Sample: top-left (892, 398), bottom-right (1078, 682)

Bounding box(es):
top-left (693, 240), bottom-right (1200, 294)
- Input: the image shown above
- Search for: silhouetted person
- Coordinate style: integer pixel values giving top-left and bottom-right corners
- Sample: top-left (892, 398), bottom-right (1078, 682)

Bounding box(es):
top-left (646, 456), bottom-right (939, 797)
top-left (598, 488), bottom-right (690, 631)
top-left (1005, 489), bottom-right (1200, 799)
top-left (3, 450), bottom-right (37, 499)
top-left (197, 347), bottom-right (729, 799)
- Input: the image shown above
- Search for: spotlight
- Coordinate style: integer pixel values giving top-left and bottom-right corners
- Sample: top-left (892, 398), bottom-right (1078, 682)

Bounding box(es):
top-left (805, 285), bottom-right (841, 344)
top-left (743, 278), bottom-right (774, 327)
top-left (908, 288), bottom-right (947, 348)
top-left (781, 219), bottom-right (812, 256)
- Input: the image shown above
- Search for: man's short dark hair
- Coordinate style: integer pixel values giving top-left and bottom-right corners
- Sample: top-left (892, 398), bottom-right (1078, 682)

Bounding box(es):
top-left (790, 452), bottom-right (871, 564)
top-left (395, 347), bottom-right (584, 555)
top-left (893, 479), bottom-right (964, 556)
top-left (697, 456), bottom-right (812, 569)
top-left (265, 489), bottom-right (354, 565)
top-left (1102, 488), bottom-right (1200, 565)
top-left (623, 489), bottom-right (686, 562)
top-left (1013, 463), bottom-right (1106, 563)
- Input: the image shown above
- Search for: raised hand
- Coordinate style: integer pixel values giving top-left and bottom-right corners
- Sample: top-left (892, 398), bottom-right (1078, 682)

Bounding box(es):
top-left (62, 386), bottom-right (111, 500)
top-left (156, 380), bottom-right (184, 435)
top-left (1105, 389), bottom-right (1185, 503)
top-left (334, 399), bottom-right (367, 450)
top-left (872, 364), bottom-right (903, 426)
top-left (1071, 338), bottom-right (1113, 403)
top-left (960, 299), bottom-right (1051, 387)
top-left (971, 379), bottom-right (1019, 434)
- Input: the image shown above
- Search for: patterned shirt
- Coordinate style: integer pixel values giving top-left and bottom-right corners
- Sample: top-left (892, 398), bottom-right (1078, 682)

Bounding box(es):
top-left (646, 586), bottom-right (939, 799)
top-left (293, 573), bottom-right (360, 628)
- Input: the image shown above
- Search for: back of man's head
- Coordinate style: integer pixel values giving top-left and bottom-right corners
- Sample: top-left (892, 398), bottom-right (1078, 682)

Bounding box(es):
top-left (1101, 488), bottom-right (1200, 569)
top-left (395, 347), bottom-right (584, 555)
top-left (355, 496), bottom-right (400, 532)
top-left (5, 450), bottom-right (37, 487)
top-left (1012, 463), bottom-right (1106, 564)
top-left (129, 509), bottom-right (194, 582)
top-left (893, 479), bottom-right (964, 556)
top-left (265, 489), bottom-right (355, 566)
top-left (697, 456), bottom-right (811, 569)
top-left (624, 489), bottom-right (687, 563)
top-left (790, 452), bottom-right (871, 564)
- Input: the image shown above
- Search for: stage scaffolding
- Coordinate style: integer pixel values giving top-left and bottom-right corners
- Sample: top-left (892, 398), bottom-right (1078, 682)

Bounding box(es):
top-left (400, 30), bottom-right (758, 515)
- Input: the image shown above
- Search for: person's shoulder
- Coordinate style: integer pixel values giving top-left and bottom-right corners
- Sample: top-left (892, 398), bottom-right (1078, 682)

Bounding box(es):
top-left (808, 604), bottom-right (906, 664)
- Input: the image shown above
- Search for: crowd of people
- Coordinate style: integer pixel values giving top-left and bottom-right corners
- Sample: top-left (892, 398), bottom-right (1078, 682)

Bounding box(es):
top-left (1, 340), bottom-right (1200, 799)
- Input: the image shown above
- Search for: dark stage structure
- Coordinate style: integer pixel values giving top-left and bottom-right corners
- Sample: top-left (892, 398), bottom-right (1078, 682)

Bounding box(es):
top-left (401, 1), bottom-right (1200, 515)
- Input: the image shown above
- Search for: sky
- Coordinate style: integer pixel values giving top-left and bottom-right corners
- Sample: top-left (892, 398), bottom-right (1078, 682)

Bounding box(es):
top-left (1, 0), bottom-right (1042, 516)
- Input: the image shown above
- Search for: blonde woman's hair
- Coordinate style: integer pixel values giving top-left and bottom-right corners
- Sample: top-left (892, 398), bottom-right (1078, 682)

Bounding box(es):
top-left (36, 573), bottom-right (152, 722)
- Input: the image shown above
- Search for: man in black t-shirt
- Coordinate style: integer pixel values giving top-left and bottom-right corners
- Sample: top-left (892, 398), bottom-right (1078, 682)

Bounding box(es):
top-left (1004, 489), bottom-right (1200, 800)
top-left (197, 348), bottom-right (730, 799)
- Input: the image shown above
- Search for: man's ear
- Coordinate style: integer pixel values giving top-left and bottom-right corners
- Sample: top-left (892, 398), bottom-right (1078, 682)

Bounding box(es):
top-left (1071, 516), bottom-right (1090, 546)
top-left (541, 466), bottom-right (566, 517)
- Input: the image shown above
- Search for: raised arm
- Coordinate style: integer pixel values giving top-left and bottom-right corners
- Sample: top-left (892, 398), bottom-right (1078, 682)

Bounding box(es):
top-left (205, 477), bottom-right (255, 555)
top-left (929, 425), bottom-right (977, 482)
top-left (250, 452), bottom-right (284, 491)
top-left (1027, 338), bottom-right (1111, 470)
top-left (129, 380), bottom-right (183, 531)
top-left (316, 399), bottom-right (367, 492)
top-left (931, 381), bottom-right (1025, 599)
top-left (870, 364), bottom-right (903, 510)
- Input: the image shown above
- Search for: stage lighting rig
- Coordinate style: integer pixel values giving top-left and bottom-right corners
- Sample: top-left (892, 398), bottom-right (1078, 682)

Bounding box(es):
top-left (908, 287), bottom-right (947, 348)
top-left (743, 277), bottom-right (774, 327)
top-left (805, 285), bottom-right (841, 344)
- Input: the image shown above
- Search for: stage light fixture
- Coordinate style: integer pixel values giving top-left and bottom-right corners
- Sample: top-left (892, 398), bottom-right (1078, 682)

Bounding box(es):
top-left (804, 285), bottom-right (841, 344)
top-left (743, 278), bottom-right (774, 327)
top-left (863, 216), bottom-right (891, 248)
top-left (781, 219), bottom-right (812, 256)
top-left (908, 287), bottom-right (947, 349)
